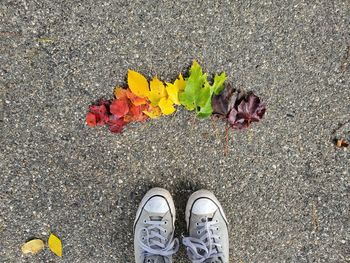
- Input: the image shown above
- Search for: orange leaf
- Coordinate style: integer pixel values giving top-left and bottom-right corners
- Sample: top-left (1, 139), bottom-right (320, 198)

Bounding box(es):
top-left (114, 87), bottom-right (128, 99)
top-left (126, 89), bottom-right (148, 106)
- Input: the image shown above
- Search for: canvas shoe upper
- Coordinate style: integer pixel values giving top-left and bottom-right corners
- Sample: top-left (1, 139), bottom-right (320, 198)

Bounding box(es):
top-left (182, 190), bottom-right (229, 263)
top-left (134, 188), bottom-right (179, 263)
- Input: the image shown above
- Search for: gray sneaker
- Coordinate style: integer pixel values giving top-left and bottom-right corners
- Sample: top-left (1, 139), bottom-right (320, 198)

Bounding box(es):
top-left (134, 188), bottom-right (179, 263)
top-left (182, 190), bottom-right (229, 263)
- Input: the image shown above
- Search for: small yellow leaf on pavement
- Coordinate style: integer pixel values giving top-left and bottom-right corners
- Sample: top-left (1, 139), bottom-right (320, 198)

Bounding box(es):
top-left (21, 239), bottom-right (45, 255)
top-left (48, 233), bottom-right (62, 257)
top-left (127, 70), bottom-right (149, 98)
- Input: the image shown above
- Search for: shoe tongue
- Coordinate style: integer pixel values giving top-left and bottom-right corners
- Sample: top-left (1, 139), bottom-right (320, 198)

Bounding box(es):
top-left (193, 209), bottom-right (218, 222)
top-left (204, 258), bottom-right (221, 263)
top-left (144, 255), bottom-right (166, 263)
top-left (147, 211), bottom-right (166, 221)
top-left (201, 217), bottom-right (213, 222)
top-left (149, 215), bottom-right (163, 221)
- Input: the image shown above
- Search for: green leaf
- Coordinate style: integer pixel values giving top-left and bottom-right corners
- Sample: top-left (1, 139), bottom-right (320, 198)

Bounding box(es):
top-left (179, 61), bottom-right (227, 119)
top-left (212, 72), bottom-right (227, 95)
top-left (196, 81), bottom-right (213, 118)
top-left (197, 81), bottom-right (211, 107)
top-left (197, 100), bottom-right (213, 118)
top-left (179, 60), bottom-right (207, 111)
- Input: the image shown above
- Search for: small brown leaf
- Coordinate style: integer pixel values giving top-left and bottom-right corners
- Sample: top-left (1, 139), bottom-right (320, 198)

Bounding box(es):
top-left (336, 138), bottom-right (349, 148)
top-left (21, 239), bottom-right (45, 255)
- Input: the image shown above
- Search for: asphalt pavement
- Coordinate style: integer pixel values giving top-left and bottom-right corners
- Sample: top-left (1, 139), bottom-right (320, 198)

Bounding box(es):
top-left (1, 0), bottom-right (349, 262)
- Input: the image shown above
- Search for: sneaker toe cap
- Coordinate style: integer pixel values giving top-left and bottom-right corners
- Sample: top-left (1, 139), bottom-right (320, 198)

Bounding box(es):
top-left (192, 198), bottom-right (218, 215)
top-left (144, 196), bottom-right (169, 213)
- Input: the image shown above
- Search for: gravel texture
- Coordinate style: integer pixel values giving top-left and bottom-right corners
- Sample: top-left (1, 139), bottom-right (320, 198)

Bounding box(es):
top-left (1, 0), bottom-right (349, 262)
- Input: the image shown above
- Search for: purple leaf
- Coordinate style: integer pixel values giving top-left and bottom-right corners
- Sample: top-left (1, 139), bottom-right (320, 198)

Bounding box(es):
top-left (212, 83), bottom-right (242, 116)
top-left (212, 83), bottom-right (266, 130)
top-left (228, 93), bottom-right (266, 129)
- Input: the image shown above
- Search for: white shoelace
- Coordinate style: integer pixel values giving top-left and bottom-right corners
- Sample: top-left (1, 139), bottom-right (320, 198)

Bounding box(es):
top-left (137, 219), bottom-right (179, 262)
top-left (182, 219), bottom-right (223, 263)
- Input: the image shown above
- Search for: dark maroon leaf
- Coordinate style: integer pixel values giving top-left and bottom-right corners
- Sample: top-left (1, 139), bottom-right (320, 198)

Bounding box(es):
top-left (212, 82), bottom-right (266, 130)
top-left (228, 93), bottom-right (266, 129)
top-left (212, 83), bottom-right (238, 116)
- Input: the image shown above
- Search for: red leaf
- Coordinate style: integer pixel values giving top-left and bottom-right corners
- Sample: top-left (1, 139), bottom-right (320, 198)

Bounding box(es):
top-left (86, 112), bottom-right (97, 127)
top-left (107, 116), bottom-right (125, 133)
top-left (110, 98), bottom-right (129, 118)
top-left (88, 103), bottom-right (109, 126)
top-left (124, 104), bottom-right (148, 122)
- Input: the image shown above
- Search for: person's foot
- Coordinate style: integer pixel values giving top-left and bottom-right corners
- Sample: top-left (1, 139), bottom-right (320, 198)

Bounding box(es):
top-left (134, 188), bottom-right (179, 263)
top-left (182, 190), bottom-right (229, 263)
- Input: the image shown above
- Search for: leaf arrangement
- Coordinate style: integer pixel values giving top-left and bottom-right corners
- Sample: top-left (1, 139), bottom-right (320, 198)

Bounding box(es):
top-left (86, 61), bottom-right (266, 133)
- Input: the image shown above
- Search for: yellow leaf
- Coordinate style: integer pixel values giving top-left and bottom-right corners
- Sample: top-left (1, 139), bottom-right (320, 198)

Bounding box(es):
top-left (48, 233), bottom-right (62, 257)
top-left (166, 82), bottom-right (180, 105)
top-left (174, 73), bottom-right (186, 91)
top-left (21, 239), bottom-right (45, 255)
top-left (143, 105), bottom-right (161, 119)
top-left (148, 77), bottom-right (167, 106)
top-left (158, 97), bottom-right (175, 115)
top-left (127, 70), bottom-right (149, 98)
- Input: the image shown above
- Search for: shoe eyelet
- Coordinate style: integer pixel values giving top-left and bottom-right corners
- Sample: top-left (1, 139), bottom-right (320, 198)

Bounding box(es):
top-left (164, 229), bottom-right (167, 233)
top-left (196, 222), bottom-right (199, 226)
top-left (143, 219), bottom-right (147, 223)
top-left (164, 221), bottom-right (167, 225)
top-left (197, 230), bottom-right (201, 234)
top-left (215, 219), bottom-right (219, 223)
top-left (142, 237), bottom-right (145, 240)
top-left (216, 227), bottom-right (219, 231)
